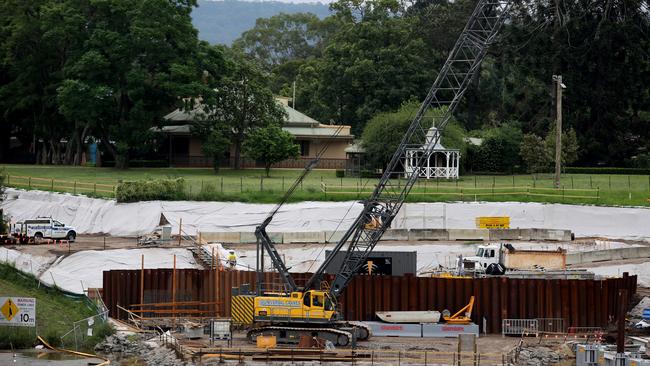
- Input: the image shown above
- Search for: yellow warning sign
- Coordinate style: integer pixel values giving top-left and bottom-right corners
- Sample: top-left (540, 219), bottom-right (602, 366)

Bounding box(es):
top-left (1, 298), bottom-right (18, 321)
top-left (475, 216), bottom-right (510, 229)
top-left (0, 297), bottom-right (36, 327)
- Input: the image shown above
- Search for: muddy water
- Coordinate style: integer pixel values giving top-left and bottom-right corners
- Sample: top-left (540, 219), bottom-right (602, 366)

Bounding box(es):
top-left (0, 350), bottom-right (147, 365)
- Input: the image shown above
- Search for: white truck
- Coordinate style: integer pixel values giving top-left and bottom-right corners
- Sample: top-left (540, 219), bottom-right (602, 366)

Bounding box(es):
top-left (460, 243), bottom-right (566, 275)
top-left (11, 217), bottom-right (77, 243)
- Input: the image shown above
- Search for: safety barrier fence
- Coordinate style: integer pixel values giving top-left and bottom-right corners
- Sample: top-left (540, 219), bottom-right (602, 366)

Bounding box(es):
top-left (102, 269), bottom-right (637, 334)
top-left (502, 319), bottom-right (539, 337)
top-left (5, 174), bottom-right (115, 196)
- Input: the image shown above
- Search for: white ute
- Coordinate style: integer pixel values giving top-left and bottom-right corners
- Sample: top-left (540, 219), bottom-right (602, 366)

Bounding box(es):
top-left (14, 217), bottom-right (77, 243)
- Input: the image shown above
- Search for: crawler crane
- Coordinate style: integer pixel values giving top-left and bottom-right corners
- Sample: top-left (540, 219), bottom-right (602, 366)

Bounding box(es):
top-left (245, 0), bottom-right (513, 346)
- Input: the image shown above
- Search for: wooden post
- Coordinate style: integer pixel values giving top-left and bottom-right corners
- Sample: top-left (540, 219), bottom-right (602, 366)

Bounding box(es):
top-left (178, 218), bottom-right (182, 246)
top-left (240, 177), bottom-right (243, 192)
top-left (51, 178), bottom-right (54, 191)
top-left (73, 181), bottom-right (76, 195)
top-left (260, 175), bottom-right (263, 191)
top-left (28, 177), bottom-right (31, 189)
top-left (140, 255), bottom-right (145, 314)
top-left (172, 254), bottom-right (176, 329)
top-left (93, 183), bottom-right (96, 194)
top-left (553, 74), bottom-right (563, 189)
top-left (617, 289), bottom-right (628, 353)
top-left (221, 177), bottom-right (223, 193)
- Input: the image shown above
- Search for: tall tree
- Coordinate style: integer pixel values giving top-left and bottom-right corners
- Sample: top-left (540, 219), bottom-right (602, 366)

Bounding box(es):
top-left (309, 0), bottom-right (434, 133)
top-left (234, 12), bottom-right (324, 69)
top-left (56, 0), bottom-right (206, 168)
top-left (202, 49), bottom-right (286, 170)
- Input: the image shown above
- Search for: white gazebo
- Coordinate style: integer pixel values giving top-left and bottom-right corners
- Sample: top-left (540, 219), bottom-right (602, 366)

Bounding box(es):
top-left (403, 127), bottom-right (460, 179)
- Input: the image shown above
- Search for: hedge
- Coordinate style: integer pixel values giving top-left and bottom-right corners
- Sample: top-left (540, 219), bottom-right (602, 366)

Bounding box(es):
top-left (564, 167), bottom-right (650, 175)
top-left (102, 159), bottom-right (169, 168)
top-left (116, 178), bottom-right (185, 202)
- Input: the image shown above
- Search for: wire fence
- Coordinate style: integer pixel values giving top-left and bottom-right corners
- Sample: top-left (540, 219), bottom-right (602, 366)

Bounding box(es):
top-left (5, 175), bottom-right (115, 196)
top-left (4, 172), bottom-right (650, 205)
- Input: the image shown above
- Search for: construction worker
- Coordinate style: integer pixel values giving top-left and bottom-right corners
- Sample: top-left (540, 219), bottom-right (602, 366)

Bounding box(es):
top-left (226, 250), bottom-right (237, 268)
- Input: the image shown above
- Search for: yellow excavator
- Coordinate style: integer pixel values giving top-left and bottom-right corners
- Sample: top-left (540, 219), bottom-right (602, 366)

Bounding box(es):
top-left (234, 0), bottom-right (512, 346)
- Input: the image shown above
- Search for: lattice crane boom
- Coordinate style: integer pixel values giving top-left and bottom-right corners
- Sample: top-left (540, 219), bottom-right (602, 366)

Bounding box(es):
top-left (303, 0), bottom-right (513, 297)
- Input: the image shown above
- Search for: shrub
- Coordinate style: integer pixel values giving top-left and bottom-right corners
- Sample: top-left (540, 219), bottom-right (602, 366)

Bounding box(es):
top-left (115, 178), bottom-right (185, 202)
top-left (102, 159), bottom-right (168, 168)
top-left (564, 167), bottom-right (650, 175)
top-left (335, 170), bottom-right (345, 178)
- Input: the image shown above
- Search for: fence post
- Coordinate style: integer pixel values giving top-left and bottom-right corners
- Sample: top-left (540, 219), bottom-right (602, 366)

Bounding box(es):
top-left (51, 178), bottom-right (54, 191)
top-left (609, 175), bottom-right (611, 189)
top-left (240, 177), bottom-right (243, 192)
top-left (221, 177), bottom-right (223, 193)
top-left (201, 180), bottom-right (204, 193)
top-left (28, 177), bottom-right (31, 189)
top-left (260, 176), bottom-right (263, 192)
top-left (94, 183), bottom-right (96, 195)
top-left (282, 176), bottom-right (285, 191)
top-left (590, 175), bottom-right (593, 188)
top-left (6, 174), bottom-right (9, 186)
top-left (474, 176), bottom-right (477, 188)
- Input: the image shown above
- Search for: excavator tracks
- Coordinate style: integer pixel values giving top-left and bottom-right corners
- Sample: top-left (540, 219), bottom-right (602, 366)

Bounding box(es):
top-left (247, 325), bottom-right (354, 347)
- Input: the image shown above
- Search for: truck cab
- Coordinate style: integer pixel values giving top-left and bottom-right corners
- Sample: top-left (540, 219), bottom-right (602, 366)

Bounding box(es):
top-left (461, 244), bottom-right (502, 272)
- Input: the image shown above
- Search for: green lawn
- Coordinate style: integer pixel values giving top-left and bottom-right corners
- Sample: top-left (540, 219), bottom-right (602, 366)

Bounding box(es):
top-left (0, 263), bottom-right (111, 350)
top-left (2, 164), bottom-right (650, 206)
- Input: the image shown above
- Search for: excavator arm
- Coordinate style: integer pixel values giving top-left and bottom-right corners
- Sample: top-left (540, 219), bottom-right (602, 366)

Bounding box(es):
top-left (304, 0), bottom-right (513, 298)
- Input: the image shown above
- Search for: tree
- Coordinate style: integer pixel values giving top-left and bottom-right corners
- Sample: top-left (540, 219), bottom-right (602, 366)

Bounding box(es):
top-left (520, 133), bottom-right (550, 174)
top-left (243, 125), bottom-right (299, 176)
top-left (309, 0), bottom-right (435, 133)
top-left (471, 122), bottom-right (523, 173)
top-left (205, 49), bottom-right (286, 169)
top-left (0, 168), bottom-right (5, 233)
top-left (545, 128), bottom-right (579, 166)
top-left (56, 0), bottom-right (207, 168)
top-left (233, 12), bottom-right (325, 70)
top-left (362, 102), bottom-right (465, 169)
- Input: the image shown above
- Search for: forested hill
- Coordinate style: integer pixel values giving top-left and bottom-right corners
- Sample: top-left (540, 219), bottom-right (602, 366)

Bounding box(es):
top-left (192, 0), bottom-right (331, 45)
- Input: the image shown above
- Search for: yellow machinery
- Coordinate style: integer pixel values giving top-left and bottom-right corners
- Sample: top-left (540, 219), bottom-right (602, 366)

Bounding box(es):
top-left (443, 296), bottom-right (475, 325)
top-left (253, 290), bottom-right (337, 323)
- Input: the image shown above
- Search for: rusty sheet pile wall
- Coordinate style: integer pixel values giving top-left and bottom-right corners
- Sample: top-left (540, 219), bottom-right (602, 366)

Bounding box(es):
top-left (102, 269), bottom-right (636, 333)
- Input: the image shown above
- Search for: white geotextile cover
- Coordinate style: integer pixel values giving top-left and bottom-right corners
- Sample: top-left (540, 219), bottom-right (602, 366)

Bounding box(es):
top-left (39, 248), bottom-right (200, 294)
top-left (0, 247), bottom-right (55, 277)
top-left (578, 262), bottom-right (650, 287)
top-left (3, 188), bottom-right (650, 240)
top-left (0, 246), bottom-right (200, 295)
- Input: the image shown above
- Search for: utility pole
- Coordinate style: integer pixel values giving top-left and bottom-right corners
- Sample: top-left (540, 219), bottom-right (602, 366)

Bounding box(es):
top-left (553, 75), bottom-right (565, 189)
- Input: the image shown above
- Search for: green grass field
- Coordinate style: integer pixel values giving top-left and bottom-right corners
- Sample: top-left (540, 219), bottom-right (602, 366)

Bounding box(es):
top-left (0, 263), bottom-right (112, 350)
top-left (2, 164), bottom-right (650, 206)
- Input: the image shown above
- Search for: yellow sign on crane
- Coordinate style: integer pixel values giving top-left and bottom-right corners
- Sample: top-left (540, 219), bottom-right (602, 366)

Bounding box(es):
top-left (475, 216), bottom-right (510, 229)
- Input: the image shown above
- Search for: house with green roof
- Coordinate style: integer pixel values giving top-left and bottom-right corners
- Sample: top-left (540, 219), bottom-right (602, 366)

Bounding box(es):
top-left (159, 97), bottom-right (354, 169)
